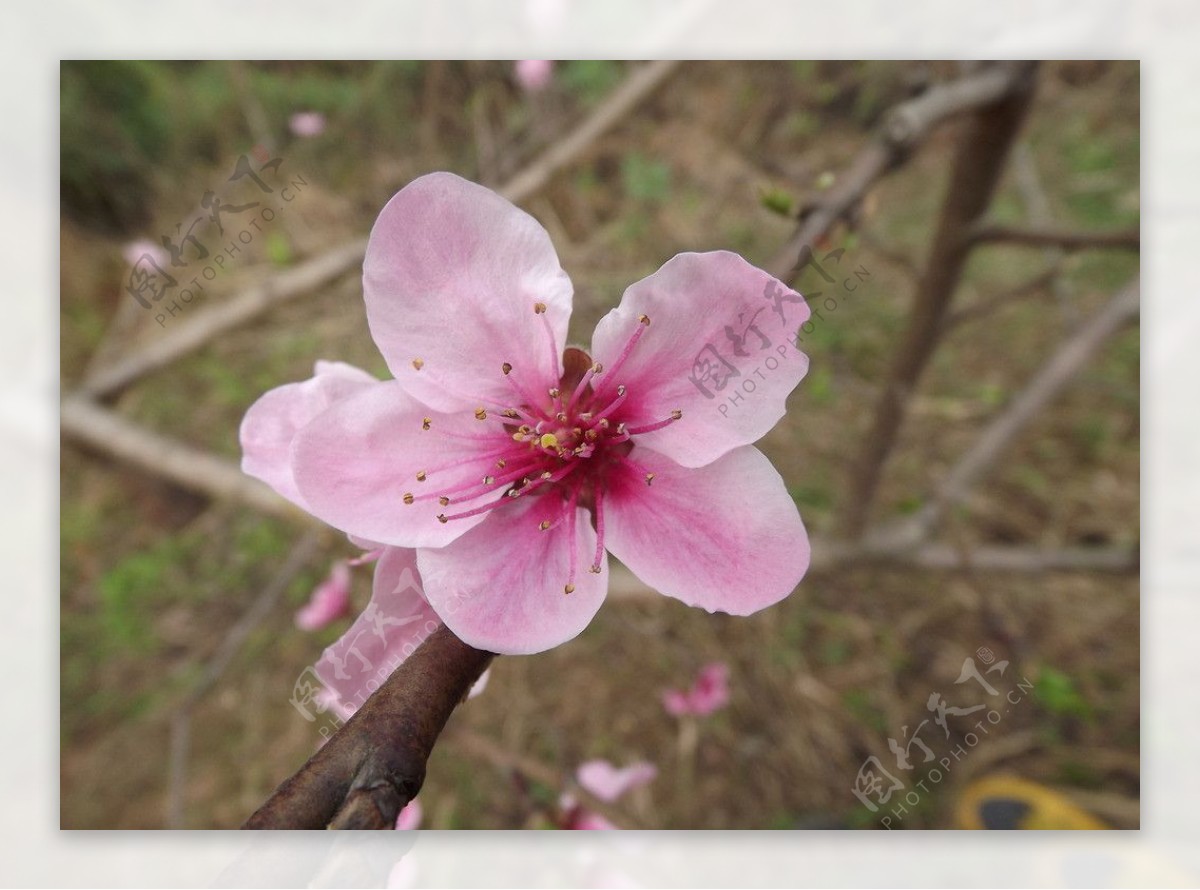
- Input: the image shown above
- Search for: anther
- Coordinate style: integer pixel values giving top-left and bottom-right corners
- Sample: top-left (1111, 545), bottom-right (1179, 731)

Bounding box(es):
top-left (539, 520), bottom-right (552, 531)
top-left (438, 496), bottom-right (450, 506)
top-left (533, 302), bottom-right (547, 314)
top-left (549, 387), bottom-right (560, 399)
top-left (593, 363), bottom-right (604, 374)
top-left (421, 417), bottom-right (431, 430)
top-left (645, 473), bottom-right (656, 486)
top-left (402, 493), bottom-right (414, 505)
top-left (501, 362), bottom-right (512, 375)
top-left (564, 583), bottom-right (575, 594)
top-left (474, 407), bottom-right (487, 421)
top-left (502, 408), bottom-right (521, 419)
top-left (588, 564), bottom-right (602, 574)
top-left (671, 409), bottom-right (683, 420)
top-left (496, 459), bottom-right (507, 469)
top-left (483, 475), bottom-right (495, 485)
top-left (638, 313), bottom-right (651, 326)
top-left (616, 384), bottom-right (626, 396)
top-left (436, 514), bottom-right (448, 523)
top-left (411, 358), bottom-right (424, 370)
top-left (416, 470), bottom-right (427, 482)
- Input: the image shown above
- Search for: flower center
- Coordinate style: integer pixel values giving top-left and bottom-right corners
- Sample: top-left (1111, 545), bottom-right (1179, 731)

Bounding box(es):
top-left (403, 305), bottom-right (682, 594)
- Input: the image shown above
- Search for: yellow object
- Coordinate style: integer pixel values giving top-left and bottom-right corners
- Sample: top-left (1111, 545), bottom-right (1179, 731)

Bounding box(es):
top-left (955, 775), bottom-right (1109, 830)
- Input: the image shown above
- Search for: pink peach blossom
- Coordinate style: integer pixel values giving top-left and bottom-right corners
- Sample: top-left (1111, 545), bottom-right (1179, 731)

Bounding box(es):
top-left (122, 238), bottom-right (169, 270)
top-left (289, 111), bottom-right (326, 138)
top-left (514, 59), bottom-right (554, 92)
top-left (561, 759), bottom-right (656, 829)
top-left (294, 560), bottom-right (352, 631)
top-left (663, 661), bottom-right (731, 717)
top-left (394, 798), bottom-right (422, 830)
top-left (241, 172), bottom-right (811, 655)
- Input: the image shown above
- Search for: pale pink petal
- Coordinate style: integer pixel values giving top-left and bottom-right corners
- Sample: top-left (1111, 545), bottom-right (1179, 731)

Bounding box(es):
top-left (689, 662), bottom-right (731, 715)
top-left (603, 444), bottom-right (809, 615)
top-left (240, 361), bottom-right (378, 508)
top-left (416, 496), bottom-right (607, 655)
top-left (394, 798), bottom-right (422, 830)
top-left (289, 111), bottom-right (326, 138)
top-left (295, 560), bottom-right (353, 631)
top-left (515, 59), bottom-right (554, 92)
top-left (468, 667), bottom-right (490, 699)
top-left (123, 238), bottom-right (169, 269)
top-left (589, 251), bottom-right (809, 468)
top-left (576, 760), bottom-right (657, 803)
top-left (661, 688), bottom-right (691, 717)
top-left (363, 172), bottom-right (573, 413)
top-left (314, 548), bottom-right (440, 716)
top-left (568, 811), bottom-right (618, 830)
top-left (290, 380), bottom-right (510, 547)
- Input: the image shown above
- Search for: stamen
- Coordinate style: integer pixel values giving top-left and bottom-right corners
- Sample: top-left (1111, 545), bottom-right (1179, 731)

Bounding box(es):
top-left (566, 362), bottom-right (602, 413)
top-left (625, 409), bottom-right (683, 436)
top-left (591, 486), bottom-right (606, 573)
top-left (594, 320), bottom-right (648, 396)
top-left (588, 389), bottom-right (627, 425)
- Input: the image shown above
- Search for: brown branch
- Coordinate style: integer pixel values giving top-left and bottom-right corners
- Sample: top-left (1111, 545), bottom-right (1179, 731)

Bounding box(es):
top-left (903, 278), bottom-right (1140, 540)
top-left (81, 239), bottom-right (369, 400)
top-left (768, 62), bottom-right (1035, 282)
top-left (838, 62), bottom-right (1039, 538)
top-left (244, 625), bottom-right (493, 829)
top-left (966, 223), bottom-right (1140, 252)
top-left (61, 395), bottom-right (301, 519)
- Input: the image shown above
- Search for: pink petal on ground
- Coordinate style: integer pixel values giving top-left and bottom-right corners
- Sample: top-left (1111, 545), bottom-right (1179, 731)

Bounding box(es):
top-left (515, 59), bottom-right (554, 92)
top-left (314, 548), bottom-right (440, 716)
top-left (289, 111), bottom-right (326, 137)
top-left (689, 662), bottom-right (731, 715)
top-left (394, 798), bottom-right (422, 830)
top-left (661, 688), bottom-right (691, 717)
top-left (576, 759), bottom-right (657, 803)
top-left (295, 560), bottom-right (353, 631)
top-left (589, 251), bottom-right (809, 468)
top-left (363, 172), bottom-right (573, 413)
top-left (290, 380), bottom-right (510, 548)
top-left (240, 361), bottom-right (378, 507)
top-left (416, 496), bottom-right (607, 655)
top-left (603, 444), bottom-right (809, 615)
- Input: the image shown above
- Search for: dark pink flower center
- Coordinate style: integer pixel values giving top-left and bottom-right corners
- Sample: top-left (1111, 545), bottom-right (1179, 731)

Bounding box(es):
top-left (403, 305), bottom-right (682, 594)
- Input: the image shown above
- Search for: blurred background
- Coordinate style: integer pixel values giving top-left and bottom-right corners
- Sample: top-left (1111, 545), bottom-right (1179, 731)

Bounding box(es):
top-left (60, 60), bottom-right (1139, 829)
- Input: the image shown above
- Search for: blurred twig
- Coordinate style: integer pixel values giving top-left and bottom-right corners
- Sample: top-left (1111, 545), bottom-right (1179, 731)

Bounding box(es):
top-left (899, 278), bottom-right (1141, 543)
top-left (168, 531), bottom-right (321, 827)
top-left (965, 223), bottom-right (1140, 252)
top-left (769, 62), bottom-right (1035, 282)
top-left (81, 240), bottom-right (369, 400)
top-left (244, 625), bottom-right (493, 829)
top-left (839, 62), bottom-right (1040, 538)
top-left (60, 395), bottom-right (301, 519)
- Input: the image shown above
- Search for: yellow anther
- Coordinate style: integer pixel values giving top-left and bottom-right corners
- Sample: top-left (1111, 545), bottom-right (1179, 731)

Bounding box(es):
top-left (411, 358), bottom-right (424, 370)
top-left (533, 302), bottom-right (547, 314)
top-left (671, 409), bottom-right (683, 420)
top-left (645, 473), bottom-right (656, 486)
top-left (474, 407), bottom-right (488, 421)
top-left (416, 470), bottom-right (427, 482)
top-left (564, 583), bottom-right (575, 594)
top-left (421, 417), bottom-right (431, 431)
top-left (501, 362), bottom-right (512, 375)
top-left (438, 496), bottom-right (450, 506)
top-left (539, 520), bottom-right (552, 531)
top-left (402, 493), bottom-right (414, 505)
top-left (539, 433), bottom-right (559, 449)
top-left (638, 313), bottom-right (651, 326)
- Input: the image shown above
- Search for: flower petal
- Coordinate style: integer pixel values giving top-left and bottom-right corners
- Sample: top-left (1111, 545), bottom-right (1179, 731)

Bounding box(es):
top-left (589, 251), bottom-right (809, 467)
top-left (417, 495), bottom-right (607, 655)
top-left (290, 380), bottom-right (512, 547)
top-left (603, 444), bottom-right (809, 614)
top-left (576, 760), bottom-right (657, 803)
top-left (364, 172), bottom-right (573, 413)
top-left (314, 548), bottom-right (440, 717)
top-left (240, 360), bottom-right (378, 507)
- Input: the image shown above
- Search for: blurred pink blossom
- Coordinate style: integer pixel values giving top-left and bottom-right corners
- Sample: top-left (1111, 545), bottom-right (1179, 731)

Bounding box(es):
top-left (662, 661), bottom-right (730, 717)
top-left (562, 759), bottom-right (656, 830)
top-left (289, 111), bottom-right (326, 138)
top-left (514, 59), bottom-right (554, 93)
top-left (294, 560), bottom-right (352, 631)
top-left (123, 238), bottom-right (169, 270)
top-left (394, 798), bottom-right (422, 830)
